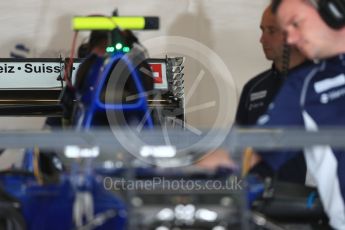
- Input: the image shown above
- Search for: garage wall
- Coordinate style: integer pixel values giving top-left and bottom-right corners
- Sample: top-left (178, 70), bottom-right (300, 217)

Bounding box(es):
top-left (0, 0), bottom-right (271, 129)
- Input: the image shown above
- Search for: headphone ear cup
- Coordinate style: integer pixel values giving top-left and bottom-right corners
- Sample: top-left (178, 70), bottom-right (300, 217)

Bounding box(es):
top-left (318, 0), bottom-right (345, 29)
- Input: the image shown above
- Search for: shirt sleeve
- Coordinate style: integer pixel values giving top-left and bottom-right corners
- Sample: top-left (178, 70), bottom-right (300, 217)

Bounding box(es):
top-left (256, 79), bottom-right (304, 171)
top-left (235, 83), bottom-right (250, 125)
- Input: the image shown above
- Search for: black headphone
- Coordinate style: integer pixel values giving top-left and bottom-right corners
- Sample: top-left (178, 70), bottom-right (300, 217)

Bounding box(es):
top-left (311, 0), bottom-right (345, 29)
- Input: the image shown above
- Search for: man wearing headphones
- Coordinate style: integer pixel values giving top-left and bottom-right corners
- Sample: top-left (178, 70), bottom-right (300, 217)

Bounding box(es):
top-left (236, 4), bottom-right (308, 184)
top-left (273, 0), bottom-right (345, 59)
top-left (252, 0), bottom-right (345, 228)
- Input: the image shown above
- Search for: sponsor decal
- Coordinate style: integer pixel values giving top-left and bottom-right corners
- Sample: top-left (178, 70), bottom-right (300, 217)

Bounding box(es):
top-left (250, 90), bottom-right (267, 101)
top-left (314, 74), bottom-right (345, 93)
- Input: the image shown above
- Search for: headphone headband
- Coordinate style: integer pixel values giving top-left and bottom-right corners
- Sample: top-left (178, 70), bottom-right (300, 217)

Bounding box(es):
top-left (313, 0), bottom-right (345, 29)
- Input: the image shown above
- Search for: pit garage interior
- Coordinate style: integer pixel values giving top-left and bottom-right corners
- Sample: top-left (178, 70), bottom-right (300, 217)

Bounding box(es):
top-left (0, 0), bottom-right (343, 229)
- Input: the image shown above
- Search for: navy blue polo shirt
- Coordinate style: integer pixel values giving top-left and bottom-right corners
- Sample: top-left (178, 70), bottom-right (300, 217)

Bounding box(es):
top-left (236, 65), bottom-right (283, 126)
top-left (257, 55), bottom-right (345, 229)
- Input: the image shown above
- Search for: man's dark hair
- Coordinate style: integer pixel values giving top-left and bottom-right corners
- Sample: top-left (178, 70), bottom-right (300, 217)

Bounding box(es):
top-left (88, 30), bottom-right (108, 50)
top-left (271, 0), bottom-right (283, 13)
top-left (77, 43), bottom-right (89, 58)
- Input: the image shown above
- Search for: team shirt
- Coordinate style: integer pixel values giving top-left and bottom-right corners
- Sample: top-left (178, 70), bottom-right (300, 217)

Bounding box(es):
top-left (236, 64), bottom-right (308, 184)
top-left (257, 55), bottom-right (345, 229)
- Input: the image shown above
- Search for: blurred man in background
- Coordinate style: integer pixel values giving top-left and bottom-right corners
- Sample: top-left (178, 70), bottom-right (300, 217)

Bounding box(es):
top-left (236, 5), bottom-right (308, 184)
top-left (198, 5), bottom-right (309, 185)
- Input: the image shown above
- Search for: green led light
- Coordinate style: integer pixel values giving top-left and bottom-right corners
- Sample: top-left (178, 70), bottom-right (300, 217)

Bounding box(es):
top-left (123, 47), bottom-right (130, 53)
top-left (115, 43), bottom-right (123, 50)
top-left (106, 46), bottom-right (115, 52)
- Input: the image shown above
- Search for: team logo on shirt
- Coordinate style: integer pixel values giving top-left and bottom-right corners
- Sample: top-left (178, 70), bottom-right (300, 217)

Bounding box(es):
top-left (257, 114), bottom-right (270, 125)
top-left (314, 74), bottom-right (345, 93)
top-left (320, 87), bottom-right (345, 104)
top-left (314, 74), bottom-right (345, 104)
top-left (248, 90), bottom-right (267, 110)
top-left (250, 90), bottom-right (267, 101)
top-left (248, 102), bottom-right (264, 111)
